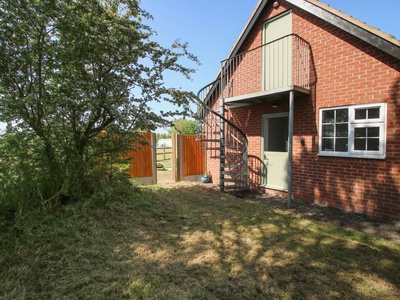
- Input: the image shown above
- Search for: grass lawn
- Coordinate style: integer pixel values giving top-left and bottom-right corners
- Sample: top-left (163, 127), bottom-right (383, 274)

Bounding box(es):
top-left (1, 183), bottom-right (399, 299)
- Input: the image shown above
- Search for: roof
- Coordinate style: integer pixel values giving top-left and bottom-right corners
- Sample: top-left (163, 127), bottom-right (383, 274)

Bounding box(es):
top-left (225, 0), bottom-right (400, 64)
top-left (307, 0), bottom-right (399, 48)
top-left (202, 0), bottom-right (400, 103)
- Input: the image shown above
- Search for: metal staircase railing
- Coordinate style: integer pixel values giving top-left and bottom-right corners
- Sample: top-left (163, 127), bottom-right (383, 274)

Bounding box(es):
top-left (194, 34), bottom-right (312, 192)
top-left (195, 79), bottom-right (248, 192)
top-left (220, 34), bottom-right (311, 99)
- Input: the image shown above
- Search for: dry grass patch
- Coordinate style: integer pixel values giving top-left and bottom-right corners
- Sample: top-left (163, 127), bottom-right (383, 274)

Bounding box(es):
top-left (1, 184), bottom-right (399, 299)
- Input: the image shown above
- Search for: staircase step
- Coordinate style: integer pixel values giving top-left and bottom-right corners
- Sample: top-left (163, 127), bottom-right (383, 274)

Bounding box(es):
top-left (221, 163), bottom-right (239, 168)
top-left (203, 123), bottom-right (220, 127)
top-left (196, 131), bottom-right (221, 135)
top-left (202, 147), bottom-right (222, 151)
top-left (224, 185), bottom-right (248, 191)
top-left (222, 178), bottom-right (247, 183)
top-left (197, 138), bottom-right (220, 142)
top-left (222, 171), bottom-right (241, 177)
top-left (210, 155), bottom-right (225, 159)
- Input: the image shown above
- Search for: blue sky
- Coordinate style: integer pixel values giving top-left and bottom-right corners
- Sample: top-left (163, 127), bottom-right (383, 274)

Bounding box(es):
top-left (140, 0), bottom-right (399, 132)
top-left (1, 1), bottom-right (398, 133)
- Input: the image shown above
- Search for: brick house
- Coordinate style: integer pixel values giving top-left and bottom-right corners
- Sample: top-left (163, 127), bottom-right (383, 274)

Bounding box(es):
top-left (196, 0), bottom-right (400, 218)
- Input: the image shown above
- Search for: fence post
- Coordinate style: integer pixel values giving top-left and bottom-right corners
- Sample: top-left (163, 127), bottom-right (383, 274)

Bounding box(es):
top-left (172, 133), bottom-right (181, 182)
top-left (179, 134), bottom-right (183, 180)
top-left (151, 132), bottom-right (157, 185)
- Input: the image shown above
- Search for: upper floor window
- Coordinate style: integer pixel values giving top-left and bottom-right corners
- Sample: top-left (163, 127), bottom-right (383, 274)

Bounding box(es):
top-left (319, 103), bottom-right (386, 159)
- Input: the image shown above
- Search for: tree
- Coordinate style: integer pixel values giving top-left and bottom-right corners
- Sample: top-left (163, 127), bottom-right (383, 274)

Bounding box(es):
top-left (169, 118), bottom-right (197, 135)
top-left (156, 133), bottom-right (171, 141)
top-left (0, 0), bottom-right (199, 204)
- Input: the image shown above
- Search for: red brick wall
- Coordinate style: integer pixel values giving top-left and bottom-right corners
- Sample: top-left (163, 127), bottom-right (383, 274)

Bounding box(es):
top-left (291, 3), bottom-right (400, 218)
top-left (206, 1), bottom-right (400, 218)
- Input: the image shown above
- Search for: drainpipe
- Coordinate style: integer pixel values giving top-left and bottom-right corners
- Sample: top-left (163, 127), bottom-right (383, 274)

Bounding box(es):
top-left (287, 90), bottom-right (294, 208)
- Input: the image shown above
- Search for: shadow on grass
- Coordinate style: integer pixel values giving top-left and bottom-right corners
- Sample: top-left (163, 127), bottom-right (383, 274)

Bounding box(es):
top-left (1, 185), bottom-right (399, 299)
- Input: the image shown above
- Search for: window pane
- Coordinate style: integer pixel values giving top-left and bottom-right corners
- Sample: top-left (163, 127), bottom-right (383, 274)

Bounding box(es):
top-left (354, 138), bottom-right (366, 150)
top-left (322, 124), bottom-right (334, 137)
top-left (367, 138), bottom-right (380, 151)
top-left (355, 109), bottom-right (367, 120)
top-left (367, 127), bottom-right (380, 137)
top-left (336, 124), bottom-right (348, 137)
top-left (368, 108), bottom-right (380, 119)
top-left (322, 138), bottom-right (334, 151)
top-left (336, 109), bottom-right (348, 123)
top-left (335, 138), bottom-right (348, 152)
top-left (355, 128), bottom-right (366, 138)
top-left (319, 104), bottom-right (385, 157)
top-left (267, 116), bottom-right (289, 152)
top-left (322, 110), bottom-right (334, 123)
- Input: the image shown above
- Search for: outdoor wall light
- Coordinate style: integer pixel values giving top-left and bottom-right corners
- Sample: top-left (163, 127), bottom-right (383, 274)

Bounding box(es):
top-left (272, 103), bottom-right (279, 108)
top-left (273, 1), bottom-right (280, 8)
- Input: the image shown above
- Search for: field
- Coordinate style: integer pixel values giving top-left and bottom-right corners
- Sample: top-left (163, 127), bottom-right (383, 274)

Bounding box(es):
top-left (1, 182), bottom-right (399, 299)
top-left (157, 147), bottom-right (172, 169)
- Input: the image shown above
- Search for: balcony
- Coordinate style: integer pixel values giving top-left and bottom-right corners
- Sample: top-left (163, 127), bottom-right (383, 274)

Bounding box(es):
top-left (221, 34), bottom-right (313, 107)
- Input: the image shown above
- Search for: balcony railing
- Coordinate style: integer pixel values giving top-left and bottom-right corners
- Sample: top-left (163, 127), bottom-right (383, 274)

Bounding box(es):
top-left (221, 34), bottom-right (312, 100)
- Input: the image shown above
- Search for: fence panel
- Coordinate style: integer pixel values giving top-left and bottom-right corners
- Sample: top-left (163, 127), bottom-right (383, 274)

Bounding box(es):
top-left (127, 132), bottom-right (156, 184)
top-left (182, 134), bottom-right (206, 177)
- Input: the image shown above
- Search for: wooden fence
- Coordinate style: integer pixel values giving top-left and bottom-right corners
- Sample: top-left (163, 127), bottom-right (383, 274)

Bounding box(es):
top-left (171, 134), bottom-right (206, 181)
top-left (156, 147), bottom-right (172, 160)
top-left (182, 135), bottom-right (206, 177)
top-left (126, 132), bottom-right (157, 184)
top-left (108, 132), bottom-right (205, 184)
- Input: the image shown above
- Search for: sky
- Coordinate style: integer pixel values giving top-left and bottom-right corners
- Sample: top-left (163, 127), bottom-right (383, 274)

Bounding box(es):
top-left (1, 0), bottom-right (399, 133)
top-left (140, 0), bottom-right (400, 132)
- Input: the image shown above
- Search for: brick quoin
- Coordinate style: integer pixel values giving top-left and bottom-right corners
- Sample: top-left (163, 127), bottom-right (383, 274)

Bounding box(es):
top-left (204, 1), bottom-right (400, 218)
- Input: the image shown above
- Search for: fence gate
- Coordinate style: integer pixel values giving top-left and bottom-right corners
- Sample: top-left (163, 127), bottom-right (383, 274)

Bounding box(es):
top-left (172, 134), bottom-right (206, 182)
top-left (127, 132), bottom-right (157, 185)
top-left (126, 133), bottom-right (204, 184)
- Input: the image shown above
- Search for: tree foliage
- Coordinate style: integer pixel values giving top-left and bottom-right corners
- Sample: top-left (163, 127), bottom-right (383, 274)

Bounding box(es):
top-left (156, 132), bottom-right (171, 141)
top-left (169, 118), bottom-right (197, 135)
top-left (0, 0), bottom-right (198, 206)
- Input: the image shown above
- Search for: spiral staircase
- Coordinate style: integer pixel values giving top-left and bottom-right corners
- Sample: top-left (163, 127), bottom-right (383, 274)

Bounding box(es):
top-left (195, 79), bottom-right (248, 192)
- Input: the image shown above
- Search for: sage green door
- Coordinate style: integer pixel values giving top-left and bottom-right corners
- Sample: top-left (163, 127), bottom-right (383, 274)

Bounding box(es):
top-left (262, 11), bottom-right (292, 91)
top-left (262, 113), bottom-right (289, 191)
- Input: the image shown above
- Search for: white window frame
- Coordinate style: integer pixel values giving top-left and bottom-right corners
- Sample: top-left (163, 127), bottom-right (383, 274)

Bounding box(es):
top-left (318, 102), bottom-right (387, 159)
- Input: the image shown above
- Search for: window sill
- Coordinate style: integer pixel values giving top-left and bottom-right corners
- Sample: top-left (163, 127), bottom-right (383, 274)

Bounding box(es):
top-left (318, 152), bottom-right (386, 160)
